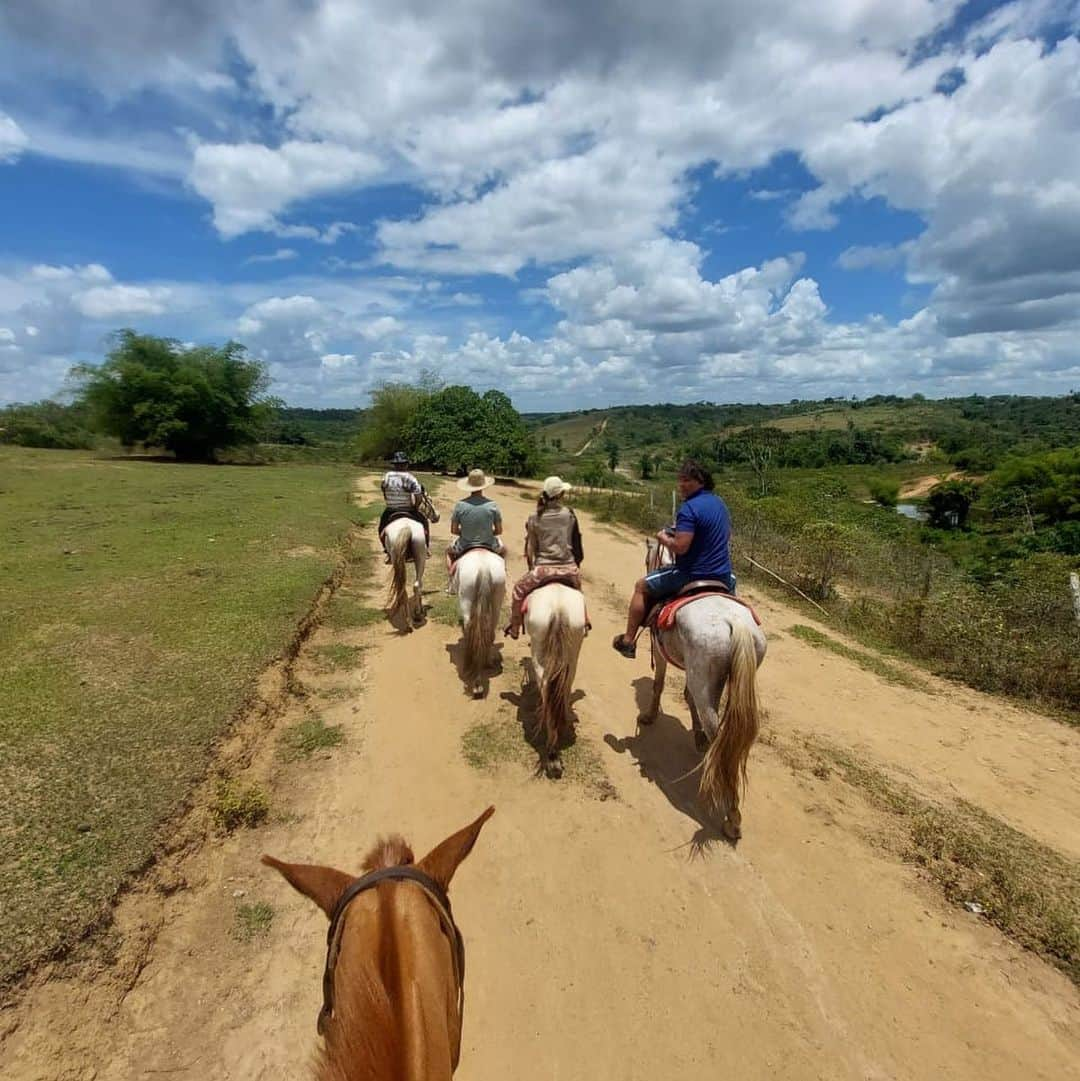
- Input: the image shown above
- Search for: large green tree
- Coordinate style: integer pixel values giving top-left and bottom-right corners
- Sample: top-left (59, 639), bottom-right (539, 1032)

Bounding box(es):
top-left (354, 371), bottom-right (442, 462)
top-left (404, 386), bottom-right (538, 475)
top-left (73, 331), bottom-right (273, 462)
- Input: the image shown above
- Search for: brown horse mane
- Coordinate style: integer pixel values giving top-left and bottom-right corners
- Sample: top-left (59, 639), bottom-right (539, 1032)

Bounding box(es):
top-left (317, 834), bottom-right (414, 1081)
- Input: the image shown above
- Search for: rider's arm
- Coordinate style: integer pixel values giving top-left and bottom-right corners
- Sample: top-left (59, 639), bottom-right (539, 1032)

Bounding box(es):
top-left (524, 517), bottom-right (537, 569)
top-left (657, 527), bottom-right (693, 556)
top-left (667, 530), bottom-right (694, 556)
top-left (570, 513), bottom-right (584, 565)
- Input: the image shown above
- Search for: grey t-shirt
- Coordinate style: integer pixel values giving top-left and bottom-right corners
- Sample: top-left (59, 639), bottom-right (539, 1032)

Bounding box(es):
top-left (451, 494), bottom-right (502, 550)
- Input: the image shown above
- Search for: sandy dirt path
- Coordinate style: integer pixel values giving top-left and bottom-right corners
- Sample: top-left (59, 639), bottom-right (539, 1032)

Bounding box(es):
top-left (2, 477), bottom-right (1077, 1081)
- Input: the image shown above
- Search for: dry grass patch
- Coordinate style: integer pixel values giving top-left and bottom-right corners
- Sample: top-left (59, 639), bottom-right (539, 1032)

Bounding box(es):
top-left (462, 713), bottom-right (617, 801)
top-left (324, 595), bottom-right (383, 631)
top-left (787, 735), bottom-right (1079, 985)
top-left (232, 901), bottom-right (274, 943)
top-left (310, 642), bottom-right (365, 672)
top-left (790, 624), bottom-right (931, 692)
top-left (211, 781), bottom-right (270, 832)
top-left (280, 715), bottom-right (345, 760)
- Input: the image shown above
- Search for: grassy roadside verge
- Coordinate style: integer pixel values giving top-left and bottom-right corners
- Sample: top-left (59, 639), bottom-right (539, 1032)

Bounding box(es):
top-left (0, 447), bottom-right (357, 985)
top-left (771, 732), bottom-right (1079, 985)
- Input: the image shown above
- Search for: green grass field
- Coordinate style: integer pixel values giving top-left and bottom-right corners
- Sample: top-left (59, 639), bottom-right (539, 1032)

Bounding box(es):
top-left (0, 448), bottom-right (358, 984)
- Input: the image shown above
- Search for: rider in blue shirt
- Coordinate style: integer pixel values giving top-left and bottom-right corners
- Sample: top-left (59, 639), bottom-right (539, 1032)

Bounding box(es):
top-left (613, 459), bottom-right (734, 658)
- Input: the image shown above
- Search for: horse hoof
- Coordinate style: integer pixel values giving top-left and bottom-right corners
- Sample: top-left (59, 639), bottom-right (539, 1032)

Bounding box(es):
top-left (722, 812), bottom-right (742, 841)
top-left (471, 685), bottom-right (485, 699)
top-left (693, 729), bottom-right (708, 753)
top-left (544, 754), bottom-right (564, 780)
top-left (637, 713), bottom-right (655, 726)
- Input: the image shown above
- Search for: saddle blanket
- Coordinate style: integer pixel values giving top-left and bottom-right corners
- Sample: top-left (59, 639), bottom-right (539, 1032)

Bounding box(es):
top-left (652, 590), bottom-right (762, 631)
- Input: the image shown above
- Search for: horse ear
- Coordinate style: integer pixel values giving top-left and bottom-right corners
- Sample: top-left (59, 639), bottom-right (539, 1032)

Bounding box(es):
top-left (417, 806), bottom-right (495, 892)
top-left (261, 855), bottom-right (352, 918)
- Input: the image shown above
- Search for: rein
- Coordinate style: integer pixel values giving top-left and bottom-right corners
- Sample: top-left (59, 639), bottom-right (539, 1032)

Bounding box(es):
top-left (318, 865), bottom-right (465, 1036)
top-left (417, 491), bottom-right (441, 523)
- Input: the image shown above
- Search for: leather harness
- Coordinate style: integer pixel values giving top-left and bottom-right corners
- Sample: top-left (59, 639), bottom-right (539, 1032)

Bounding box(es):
top-left (318, 865), bottom-right (465, 1037)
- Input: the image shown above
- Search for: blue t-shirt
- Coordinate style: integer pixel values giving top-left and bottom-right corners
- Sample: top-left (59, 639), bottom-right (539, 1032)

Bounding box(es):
top-left (675, 490), bottom-right (732, 579)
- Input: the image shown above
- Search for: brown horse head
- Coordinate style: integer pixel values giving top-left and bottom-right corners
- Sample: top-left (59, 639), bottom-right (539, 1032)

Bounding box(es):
top-left (263, 806), bottom-right (494, 1081)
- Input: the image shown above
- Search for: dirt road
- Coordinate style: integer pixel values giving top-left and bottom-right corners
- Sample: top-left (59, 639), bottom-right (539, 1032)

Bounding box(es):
top-left (2, 477), bottom-right (1077, 1081)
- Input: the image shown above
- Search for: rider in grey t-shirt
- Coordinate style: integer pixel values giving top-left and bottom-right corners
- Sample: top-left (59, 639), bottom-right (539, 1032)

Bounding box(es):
top-left (449, 494), bottom-right (503, 555)
top-left (446, 469), bottom-right (505, 591)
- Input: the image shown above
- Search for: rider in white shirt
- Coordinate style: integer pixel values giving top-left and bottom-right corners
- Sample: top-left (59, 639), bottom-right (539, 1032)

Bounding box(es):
top-left (378, 451), bottom-right (429, 556)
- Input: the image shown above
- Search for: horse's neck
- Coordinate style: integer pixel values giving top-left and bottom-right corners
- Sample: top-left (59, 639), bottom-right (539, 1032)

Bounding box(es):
top-left (322, 898), bottom-right (457, 1081)
top-left (646, 542), bottom-right (672, 573)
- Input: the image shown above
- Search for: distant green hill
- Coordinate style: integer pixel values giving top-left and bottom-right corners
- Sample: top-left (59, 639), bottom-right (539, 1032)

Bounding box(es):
top-left (526, 394), bottom-right (1080, 474)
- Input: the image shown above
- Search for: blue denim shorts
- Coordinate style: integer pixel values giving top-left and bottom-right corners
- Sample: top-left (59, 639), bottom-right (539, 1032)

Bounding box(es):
top-left (644, 565), bottom-right (734, 602)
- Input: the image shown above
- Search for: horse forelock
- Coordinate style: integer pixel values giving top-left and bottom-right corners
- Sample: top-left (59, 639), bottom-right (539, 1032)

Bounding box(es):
top-left (361, 834), bottom-right (415, 872)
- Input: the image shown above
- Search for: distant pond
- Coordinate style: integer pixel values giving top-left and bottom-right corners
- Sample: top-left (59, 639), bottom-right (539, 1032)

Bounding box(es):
top-left (895, 502), bottom-right (928, 522)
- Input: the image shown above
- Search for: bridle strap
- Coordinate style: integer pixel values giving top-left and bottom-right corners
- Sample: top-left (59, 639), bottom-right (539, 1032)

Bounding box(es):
top-left (318, 866), bottom-right (465, 1036)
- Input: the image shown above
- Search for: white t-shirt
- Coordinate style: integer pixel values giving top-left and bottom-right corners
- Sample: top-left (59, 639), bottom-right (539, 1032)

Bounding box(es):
top-left (381, 470), bottom-right (422, 510)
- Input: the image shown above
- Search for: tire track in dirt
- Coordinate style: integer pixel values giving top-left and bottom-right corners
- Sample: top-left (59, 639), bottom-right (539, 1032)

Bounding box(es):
top-left (1, 476), bottom-right (1077, 1081)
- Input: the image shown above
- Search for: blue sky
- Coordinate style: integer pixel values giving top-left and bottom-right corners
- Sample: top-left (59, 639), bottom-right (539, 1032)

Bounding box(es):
top-left (1, 0), bottom-right (1079, 410)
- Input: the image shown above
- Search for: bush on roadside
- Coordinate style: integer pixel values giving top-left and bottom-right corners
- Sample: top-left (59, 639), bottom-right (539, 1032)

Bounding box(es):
top-left (211, 780), bottom-right (270, 831)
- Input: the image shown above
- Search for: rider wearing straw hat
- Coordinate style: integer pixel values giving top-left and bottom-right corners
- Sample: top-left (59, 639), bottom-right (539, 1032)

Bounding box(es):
top-left (446, 468), bottom-right (505, 589)
top-left (504, 476), bottom-right (584, 640)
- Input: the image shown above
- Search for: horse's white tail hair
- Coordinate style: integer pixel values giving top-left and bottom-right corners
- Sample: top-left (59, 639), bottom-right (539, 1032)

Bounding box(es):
top-left (463, 564), bottom-right (499, 684)
top-left (385, 529), bottom-right (410, 621)
top-left (700, 619), bottom-right (760, 814)
top-left (538, 609), bottom-right (576, 752)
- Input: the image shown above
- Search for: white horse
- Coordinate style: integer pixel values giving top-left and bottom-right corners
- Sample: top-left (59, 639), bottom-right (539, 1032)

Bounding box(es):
top-left (455, 548), bottom-right (507, 698)
top-left (641, 541), bottom-right (766, 839)
top-left (525, 583), bottom-right (587, 779)
top-left (384, 491), bottom-right (440, 628)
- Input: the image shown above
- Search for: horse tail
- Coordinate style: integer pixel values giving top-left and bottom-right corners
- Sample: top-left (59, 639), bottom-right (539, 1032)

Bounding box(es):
top-left (386, 529), bottom-right (410, 620)
top-left (700, 618), bottom-right (760, 815)
top-left (463, 564), bottom-right (499, 684)
top-left (539, 607), bottom-right (577, 752)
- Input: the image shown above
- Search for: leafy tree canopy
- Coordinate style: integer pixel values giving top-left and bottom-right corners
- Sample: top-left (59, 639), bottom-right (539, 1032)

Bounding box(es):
top-left (355, 370), bottom-right (442, 462)
top-left (926, 478), bottom-right (980, 529)
top-left (0, 399), bottom-right (96, 449)
top-left (981, 447), bottom-right (1080, 526)
top-left (72, 330), bottom-right (273, 462)
top-left (404, 386), bottom-right (538, 476)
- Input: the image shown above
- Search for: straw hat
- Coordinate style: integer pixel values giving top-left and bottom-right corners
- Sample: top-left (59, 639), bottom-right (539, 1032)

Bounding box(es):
top-left (542, 476), bottom-right (572, 499)
top-left (457, 467), bottom-right (495, 492)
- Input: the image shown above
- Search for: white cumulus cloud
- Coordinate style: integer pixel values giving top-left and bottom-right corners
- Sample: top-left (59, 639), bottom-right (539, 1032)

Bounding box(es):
top-left (190, 141), bottom-right (383, 237)
top-left (0, 113), bottom-right (29, 162)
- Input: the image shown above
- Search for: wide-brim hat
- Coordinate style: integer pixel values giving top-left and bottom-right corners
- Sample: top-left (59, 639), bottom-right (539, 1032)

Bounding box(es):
top-left (542, 475), bottom-right (572, 499)
top-left (457, 468), bottom-right (495, 492)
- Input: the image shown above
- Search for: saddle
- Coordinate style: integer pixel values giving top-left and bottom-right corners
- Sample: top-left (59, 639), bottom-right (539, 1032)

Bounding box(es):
top-left (448, 543), bottom-right (507, 568)
top-left (646, 582), bottom-right (762, 632)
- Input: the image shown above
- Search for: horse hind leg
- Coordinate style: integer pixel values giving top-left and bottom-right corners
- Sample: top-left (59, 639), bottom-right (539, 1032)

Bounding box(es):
top-left (684, 686), bottom-right (709, 753)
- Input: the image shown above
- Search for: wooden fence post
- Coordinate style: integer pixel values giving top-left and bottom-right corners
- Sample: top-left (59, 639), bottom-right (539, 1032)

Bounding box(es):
top-left (1070, 571), bottom-right (1080, 626)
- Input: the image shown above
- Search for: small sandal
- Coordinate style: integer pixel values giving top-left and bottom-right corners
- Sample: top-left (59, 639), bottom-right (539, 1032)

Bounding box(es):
top-left (612, 634), bottom-right (636, 659)
top-left (504, 625), bottom-right (520, 640)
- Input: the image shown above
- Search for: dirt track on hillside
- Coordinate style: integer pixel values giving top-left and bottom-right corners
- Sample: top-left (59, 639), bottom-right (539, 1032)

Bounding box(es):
top-left (1, 477), bottom-right (1078, 1081)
